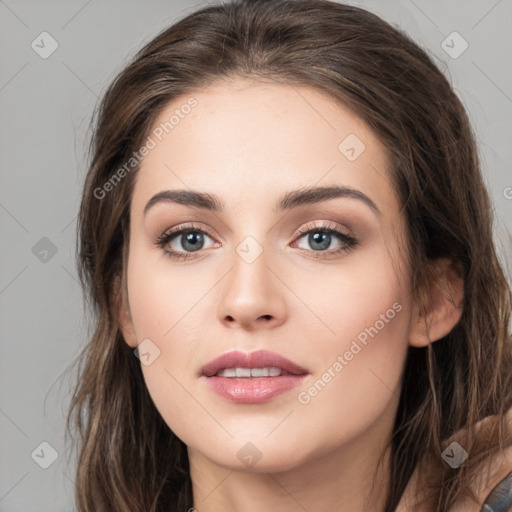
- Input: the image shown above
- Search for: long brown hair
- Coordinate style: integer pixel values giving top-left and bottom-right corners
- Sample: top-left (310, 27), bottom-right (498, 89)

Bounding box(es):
top-left (65, 1), bottom-right (512, 510)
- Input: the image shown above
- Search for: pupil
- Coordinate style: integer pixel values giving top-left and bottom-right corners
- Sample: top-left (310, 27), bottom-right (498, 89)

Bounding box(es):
top-left (183, 232), bottom-right (203, 252)
top-left (310, 232), bottom-right (330, 251)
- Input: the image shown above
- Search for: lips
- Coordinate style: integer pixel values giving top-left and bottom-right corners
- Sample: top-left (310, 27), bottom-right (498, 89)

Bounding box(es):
top-left (201, 349), bottom-right (308, 377)
top-left (201, 350), bottom-right (309, 404)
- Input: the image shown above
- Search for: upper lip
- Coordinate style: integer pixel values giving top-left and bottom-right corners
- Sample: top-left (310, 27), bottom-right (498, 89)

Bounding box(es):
top-left (201, 350), bottom-right (309, 377)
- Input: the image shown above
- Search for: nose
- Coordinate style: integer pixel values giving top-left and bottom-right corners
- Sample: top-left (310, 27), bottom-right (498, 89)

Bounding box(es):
top-left (217, 249), bottom-right (287, 330)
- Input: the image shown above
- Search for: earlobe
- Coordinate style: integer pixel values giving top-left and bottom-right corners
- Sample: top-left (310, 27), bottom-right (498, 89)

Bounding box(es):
top-left (112, 273), bottom-right (138, 348)
top-left (408, 258), bottom-right (464, 348)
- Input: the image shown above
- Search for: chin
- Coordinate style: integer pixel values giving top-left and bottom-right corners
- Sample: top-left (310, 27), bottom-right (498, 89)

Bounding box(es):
top-left (193, 438), bottom-right (312, 474)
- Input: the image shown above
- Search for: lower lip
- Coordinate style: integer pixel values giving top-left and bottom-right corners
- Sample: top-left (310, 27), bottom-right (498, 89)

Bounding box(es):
top-left (204, 375), bottom-right (307, 404)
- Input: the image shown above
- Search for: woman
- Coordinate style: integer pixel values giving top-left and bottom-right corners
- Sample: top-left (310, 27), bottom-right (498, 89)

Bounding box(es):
top-left (65, 1), bottom-right (512, 510)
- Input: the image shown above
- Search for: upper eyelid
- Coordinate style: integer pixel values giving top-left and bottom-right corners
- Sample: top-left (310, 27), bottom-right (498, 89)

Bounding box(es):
top-left (156, 221), bottom-right (358, 262)
top-left (295, 220), bottom-right (351, 235)
top-left (161, 221), bottom-right (350, 242)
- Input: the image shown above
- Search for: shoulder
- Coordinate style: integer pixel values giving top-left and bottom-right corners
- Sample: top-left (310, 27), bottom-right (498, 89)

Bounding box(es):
top-left (450, 446), bottom-right (512, 512)
top-left (397, 408), bottom-right (512, 512)
top-left (465, 408), bottom-right (512, 511)
top-left (446, 408), bottom-right (512, 512)
top-left (480, 471), bottom-right (512, 512)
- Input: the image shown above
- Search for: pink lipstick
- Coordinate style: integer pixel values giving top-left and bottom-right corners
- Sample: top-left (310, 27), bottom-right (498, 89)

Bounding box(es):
top-left (201, 349), bottom-right (308, 404)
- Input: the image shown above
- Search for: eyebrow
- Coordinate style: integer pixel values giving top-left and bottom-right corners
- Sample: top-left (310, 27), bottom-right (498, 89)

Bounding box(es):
top-left (143, 185), bottom-right (382, 217)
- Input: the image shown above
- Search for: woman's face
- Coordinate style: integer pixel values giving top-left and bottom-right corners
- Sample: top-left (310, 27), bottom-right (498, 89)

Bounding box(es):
top-left (120, 78), bottom-right (416, 472)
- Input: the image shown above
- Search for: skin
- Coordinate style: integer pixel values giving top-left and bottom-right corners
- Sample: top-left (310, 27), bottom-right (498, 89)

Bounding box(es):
top-left (117, 77), bottom-right (464, 511)
top-left (398, 410), bottom-right (512, 511)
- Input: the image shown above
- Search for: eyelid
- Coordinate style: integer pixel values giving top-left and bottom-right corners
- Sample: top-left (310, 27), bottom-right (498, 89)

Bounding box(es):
top-left (155, 222), bottom-right (217, 242)
top-left (155, 220), bottom-right (352, 245)
top-left (154, 219), bottom-right (359, 260)
top-left (290, 220), bottom-right (359, 258)
top-left (293, 220), bottom-right (352, 239)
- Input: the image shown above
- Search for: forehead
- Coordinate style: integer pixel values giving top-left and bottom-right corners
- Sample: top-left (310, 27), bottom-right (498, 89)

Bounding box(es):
top-left (132, 78), bottom-right (399, 220)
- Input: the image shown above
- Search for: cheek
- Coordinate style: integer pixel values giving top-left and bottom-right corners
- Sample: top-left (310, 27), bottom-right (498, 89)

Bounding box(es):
top-left (294, 249), bottom-right (410, 419)
top-left (125, 252), bottom-right (216, 441)
top-left (291, 242), bottom-right (408, 356)
top-left (295, 298), bottom-right (410, 449)
top-left (126, 246), bottom-right (212, 344)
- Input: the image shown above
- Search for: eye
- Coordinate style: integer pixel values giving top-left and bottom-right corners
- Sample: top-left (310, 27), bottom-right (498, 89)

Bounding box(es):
top-left (155, 223), bottom-right (218, 261)
top-left (155, 221), bottom-right (359, 261)
top-left (291, 221), bottom-right (359, 259)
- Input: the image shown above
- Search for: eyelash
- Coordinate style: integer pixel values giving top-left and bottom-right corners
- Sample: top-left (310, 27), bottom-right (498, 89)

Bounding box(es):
top-left (154, 221), bottom-right (359, 261)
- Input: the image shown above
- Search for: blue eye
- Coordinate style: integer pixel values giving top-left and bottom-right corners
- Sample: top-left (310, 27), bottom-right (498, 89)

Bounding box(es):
top-left (292, 222), bottom-right (359, 258)
top-left (155, 221), bottom-right (359, 261)
top-left (155, 223), bottom-right (217, 261)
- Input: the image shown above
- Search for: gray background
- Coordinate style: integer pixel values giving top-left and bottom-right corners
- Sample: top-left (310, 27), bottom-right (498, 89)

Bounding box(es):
top-left (0, 0), bottom-right (511, 510)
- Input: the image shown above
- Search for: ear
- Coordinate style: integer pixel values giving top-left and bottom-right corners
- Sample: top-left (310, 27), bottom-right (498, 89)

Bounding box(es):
top-left (112, 273), bottom-right (138, 348)
top-left (409, 258), bottom-right (464, 348)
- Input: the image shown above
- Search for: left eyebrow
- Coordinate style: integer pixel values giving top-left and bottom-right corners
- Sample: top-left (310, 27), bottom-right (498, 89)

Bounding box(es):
top-left (143, 185), bottom-right (382, 218)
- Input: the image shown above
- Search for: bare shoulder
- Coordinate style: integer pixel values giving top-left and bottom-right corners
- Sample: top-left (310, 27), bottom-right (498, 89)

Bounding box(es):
top-left (466, 408), bottom-right (512, 511)
top-left (449, 446), bottom-right (512, 512)
top-left (396, 408), bottom-right (512, 512)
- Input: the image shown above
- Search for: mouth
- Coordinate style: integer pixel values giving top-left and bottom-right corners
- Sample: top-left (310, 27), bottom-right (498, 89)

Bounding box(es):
top-left (201, 349), bottom-right (308, 377)
top-left (201, 350), bottom-right (309, 404)
top-left (214, 367), bottom-right (294, 377)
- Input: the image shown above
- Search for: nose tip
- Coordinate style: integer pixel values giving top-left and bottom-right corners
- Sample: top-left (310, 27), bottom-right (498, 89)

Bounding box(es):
top-left (217, 251), bottom-right (287, 330)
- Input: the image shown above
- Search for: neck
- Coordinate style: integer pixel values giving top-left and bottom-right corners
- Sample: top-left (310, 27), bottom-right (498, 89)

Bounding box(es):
top-left (188, 415), bottom-right (393, 512)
